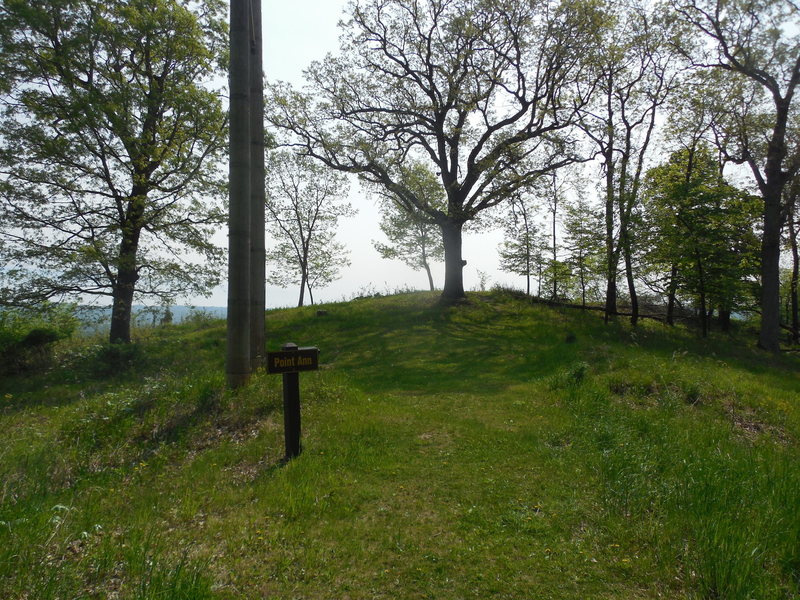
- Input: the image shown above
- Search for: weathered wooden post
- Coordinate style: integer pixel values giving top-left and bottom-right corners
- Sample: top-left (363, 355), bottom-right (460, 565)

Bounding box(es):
top-left (267, 343), bottom-right (320, 460)
top-left (281, 343), bottom-right (301, 458)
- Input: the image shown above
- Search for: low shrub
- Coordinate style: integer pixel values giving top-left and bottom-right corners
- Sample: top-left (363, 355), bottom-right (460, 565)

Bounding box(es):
top-left (0, 304), bottom-right (77, 374)
top-left (86, 342), bottom-right (145, 377)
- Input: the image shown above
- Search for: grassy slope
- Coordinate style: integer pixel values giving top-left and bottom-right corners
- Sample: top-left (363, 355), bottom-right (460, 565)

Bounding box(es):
top-left (1, 290), bottom-right (799, 599)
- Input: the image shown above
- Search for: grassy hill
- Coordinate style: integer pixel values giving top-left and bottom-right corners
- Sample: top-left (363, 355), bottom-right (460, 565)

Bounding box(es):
top-left (2, 290), bottom-right (799, 599)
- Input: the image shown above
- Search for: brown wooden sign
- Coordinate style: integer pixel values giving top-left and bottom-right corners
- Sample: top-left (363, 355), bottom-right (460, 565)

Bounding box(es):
top-left (266, 346), bottom-right (319, 374)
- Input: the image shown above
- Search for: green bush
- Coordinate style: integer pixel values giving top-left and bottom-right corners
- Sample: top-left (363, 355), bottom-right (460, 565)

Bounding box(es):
top-left (0, 304), bottom-right (77, 373)
top-left (87, 341), bottom-right (145, 377)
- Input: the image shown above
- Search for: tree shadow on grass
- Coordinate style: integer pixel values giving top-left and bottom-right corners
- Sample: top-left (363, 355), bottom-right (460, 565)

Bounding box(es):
top-left (267, 293), bottom-right (594, 396)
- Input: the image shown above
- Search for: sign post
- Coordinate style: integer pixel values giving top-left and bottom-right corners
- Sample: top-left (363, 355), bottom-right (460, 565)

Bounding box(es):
top-left (266, 343), bottom-right (319, 459)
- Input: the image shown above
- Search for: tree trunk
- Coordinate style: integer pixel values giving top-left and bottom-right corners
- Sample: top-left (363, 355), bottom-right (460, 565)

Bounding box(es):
top-left (226, 0), bottom-right (252, 388)
top-left (297, 246), bottom-right (310, 307)
top-left (790, 207), bottom-right (799, 344)
top-left (537, 260), bottom-right (543, 297)
top-left (625, 258), bottom-right (638, 326)
top-left (758, 185), bottom-right (782, 351)
top-left (580, 271), bottom-right (586, 308)
top-left (109, 267), bottom-right (136, 344)
top-left (576, 248), bottom-right (586, 308)
top-left (699, 292), bottom-right (707, 338)
top-left (523, 204), bottom-right (532, 297)
top-left (440, 219), bottom-right (466, 301)
top-left (719, 308), bottom-right (731, 332)
top-left (666, 264), bottom-right (678, 326)
top-left (109, 282), bottom-right (135, 344)
top-left (297, 271), bottom-right (306, 307)
top-left (249, 0), bottom-right (266, 370)
top-left (604, 202), bottom-right (618, 321)
top-left (551, 190), bottom-right (558, 301)
top-left (420, 242), bottom-right (435, 291)
top-left (696, 250), bottom-right (707, 338)
top-left (622, 236), bottom-right (638, 326)
top-left (604, 277), bottom-right (617, 323)
top-left (109, 194), bottom-right (146, 344)
top-left (423, 260), bottom-right (435, 292)
top-left (602, 92), bottom-right (617, 324)
top-left (754, 97), bottom-right (791, 353)
top-left (604, 215), bottom-right (619, 323)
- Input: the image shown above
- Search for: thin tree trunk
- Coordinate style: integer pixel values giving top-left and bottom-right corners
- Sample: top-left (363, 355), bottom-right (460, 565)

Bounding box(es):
top-left (622, 234), bottom-right (638, 326)
top-left (537, 264), bottom-right (543, 297)
top-left (551, 185), bottom-right (558, 301)
top-left (420, 241), bottom-right (435, 291)
top-left (604, 185), bottom-right (618, 322)
top-left (617, 156), bottom-right (635, 326)
top-left (523, 202), bottom-right (531, 297)
top-left (666, 263), bottom-right (678, 326)
top-left (226, 0), bottom-right (252, 388)
top-left (696, 250), bottom-right (707, 338)
top-left (790, 205), bottom-right (799, 344)
top-left (603, 84), bottom-right (617, 324)
top-left (297, 271), bottom-right (306, 307)
top-left (249, 0), bottom-right (266, 370)
top-left (440, 219), bottom-right (466, 301)
top-left (307, 281), bottom-right (315, 305)
top-left (579, 250), bottom-right (586, 308)
top-left (423, 260), bottom-right (435, 291)
top-left (784, 294), bottom-right (790, 324)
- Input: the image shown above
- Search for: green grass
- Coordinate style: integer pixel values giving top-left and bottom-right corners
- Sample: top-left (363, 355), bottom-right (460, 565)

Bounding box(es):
top-left (1, 290), bottom-right (799, 598)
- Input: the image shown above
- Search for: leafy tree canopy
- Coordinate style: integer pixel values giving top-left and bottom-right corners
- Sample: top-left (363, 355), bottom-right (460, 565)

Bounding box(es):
top-left (643, 144), bottom-right (761, 324)
top-left (372, 162), bottom-right (445, 291)
top-left (265, 151), bottom-right (354, 307)
top-left (0, 0), bottom-right (227, 343)
top-left (268, 0), bottom-right (603, 301)
top-left (671, 0), bottom-right (800, 349)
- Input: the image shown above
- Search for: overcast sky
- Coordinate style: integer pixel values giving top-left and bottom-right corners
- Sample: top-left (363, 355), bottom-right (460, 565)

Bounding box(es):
top-left (197, 0), bottom-right (516, 308)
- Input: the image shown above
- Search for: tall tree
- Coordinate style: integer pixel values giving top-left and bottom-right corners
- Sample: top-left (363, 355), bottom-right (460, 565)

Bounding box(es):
top-left (642, 145), bottom-right (761, 335)
top-left (372, 163), bottom-right (445, 292)
top-left (226, 0), bottom-right (251, 387)
top-left (563, 188), bottom-right (605, 307)
top-left (655, 82), bottom-right (725, 324)
top-left (543, 171), bottom-right (571, 300)
top-left (672, 0), bottom-right (800, 350)
top-left (497, 193), bottom-right (548, 297)
top-left (374, 205), bottom-right (444, 292)
top-left (268, 0), bottom-right (601, 303)
top-left (580, 2), bottom-right (679, 324)
top-left (265, 151), bottom-right (353, 307)
top-left (0, 0), bottom-right (227, 344)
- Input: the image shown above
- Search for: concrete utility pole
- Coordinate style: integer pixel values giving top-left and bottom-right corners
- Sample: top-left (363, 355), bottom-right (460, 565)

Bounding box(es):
top-left (226, 0), bottom-right (252, 388)
top-left (249, 0), bottom-right (266, 371)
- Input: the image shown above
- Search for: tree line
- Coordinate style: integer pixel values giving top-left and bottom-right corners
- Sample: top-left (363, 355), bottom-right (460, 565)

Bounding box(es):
top-left (266, 0), bottom-right (800, 354)
top-left (0, 0), bottom-right (798, 376)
